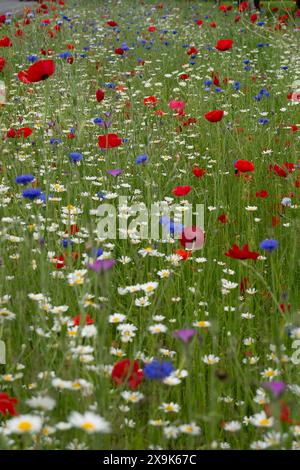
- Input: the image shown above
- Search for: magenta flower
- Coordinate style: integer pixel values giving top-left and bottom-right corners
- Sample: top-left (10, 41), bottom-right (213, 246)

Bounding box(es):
top-left (173, 329), bottom-right (197, 343)
top-left (263, 381), bottom-right (286, 399)
top-left (107, 169), bottom-right (123, 177)
top-left (88, 259), bottom-right (115, 273)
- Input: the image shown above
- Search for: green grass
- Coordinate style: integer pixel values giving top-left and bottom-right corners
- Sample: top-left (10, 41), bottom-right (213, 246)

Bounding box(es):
top-left (0, 0), bottom-right (299, 450)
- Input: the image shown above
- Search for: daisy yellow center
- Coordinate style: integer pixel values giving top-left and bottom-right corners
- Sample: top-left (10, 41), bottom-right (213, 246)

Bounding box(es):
top-left (260, 418), bottom-right (270, 426)
top-left (18, 421), bottom-right (33, 431)
top-left (72, 382), bottom-right (81, 389)
top-left (265, 371), bottom-right (274, 377)
top-left (166, 405), bottom-right (174, 411)
top-left (81, 422), bottom-right (95, 431)
top-left (185, 426), bottom-right (193, 433)
top-left (145, 286), bottom-right (155, 292)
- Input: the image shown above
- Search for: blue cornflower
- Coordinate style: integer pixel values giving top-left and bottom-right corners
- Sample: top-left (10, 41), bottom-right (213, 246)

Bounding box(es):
top-left (232, 81), bottom-right (241, 91)
top-left (93, 117), bottom-right (104, 125)
top-left (59, 51), bottom-right (71, 60)
top-left (95, 248), bottom-right (104, 258)
top-left (61, 239), bottom-right (74, 248)
top-left (22, 188), bottom-right (42, 200)
top-left (136, 154), bottom-right (148, 164)
top-left (204, 79), bottom-right (212, 86)
top-left (144, 360), bottom-right (174, 380)
top-left (15, 174), bottom-right (34, 185)
top-left (259, 118), bottom-right (269, 125)
top-left (260, 239), bottom-right (278, 252)
top-left (26, 55), bottom-right (38, 63)
top-left (50, 138), bottom-right (62, 145)
top-left (69, 152), bottom-right (83, 163)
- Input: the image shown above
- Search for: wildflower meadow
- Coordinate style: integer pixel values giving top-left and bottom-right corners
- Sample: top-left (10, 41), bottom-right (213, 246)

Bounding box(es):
top-left (0, 0), bottom-right (300, 452)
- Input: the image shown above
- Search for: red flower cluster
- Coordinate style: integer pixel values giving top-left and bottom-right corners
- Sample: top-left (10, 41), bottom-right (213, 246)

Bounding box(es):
top-left (172, 185), bottom-right (192, 196)
top-left (73, 314), bottom-right (94, 326)
top-left (7, 127), bottom-right (33, 139)
top-left (96, 88), bottom-right (105, 102)
top-left (0, 57), bottom-right (5, 72)
top-left (204, 109), bottom-right (224, 122)
top-left (215, 39), bottom-right (233, 51)
top-left (144, 95), bottom-right (157, 106)
top-left (98, 133), bottom-right (122, 149)
top-left (225, 244), bottom-right (259, 260)
top-left (18, 60), bottom-right (55, 83)
top-left (0, 393), bottom-right (18, 416)
top-left (234, 160), bottom-right (255, 173)
top-left (112, 359), bottom-right (143, 389)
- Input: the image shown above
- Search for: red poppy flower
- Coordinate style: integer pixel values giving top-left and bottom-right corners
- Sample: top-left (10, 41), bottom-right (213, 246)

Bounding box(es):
top-left (187, 46), bottom-right (198, 56)
top-left (172, 185), bottom-right (192, 196)
top-left (193, 167), bottom-right (206, 178)
top-left (270, 163), bottom-right (294, 178)
top-left (98, 133), bottom-right (122, 149)
top-left (96, 88), bottom-right (105, 102)
top-left (204, 109), bottom-right (224, 122)
top-left (225, 244), bottom-right (259, 260)
top-left (0, 57), bottom-right (5, 72)
top-left (212, 74), bottom-right (220, 86)
top-left (290, 125), bottom-right (298, 132)
top-left (234, 160), bottom-right (255, 173)
top-left (18, 59), bottom-right (55, 83)
top-left (0, 393), bottom-right (18, 416)
top-left (53, 255), bottom-right (65, 269)
top-left (115, 48), bottom-right (124, 55)
top-left (250, 13), bottom-right (258, 23)
top-left (0, 15), bottom-right (6, 24)
top-left (238, 1), bottom-right (249, 12)
top-left (210, 22), bottom-right (217, 28)
top-left (0, 36), bottom-right (12, 47)
top-left (65, 224), bottom-right (80, 235)
top-left (179, 73), bottom-right (189, 80)
top-left (196, 20), bottom-right (203, 26)
top-left (264, 402), bottom-right (294, 425)
top-left (215, 39), bottom-right (233, 51)
top-left (144, 95), bottom-right (157, 106)
top-left (15, 29), bottom-right (24, 37)
top-left (7, 127), bottom-right (33, 139)
top-left (73, 314), bottom-right (94, 326)
top-left (235, 15), bottom-right (241, 22)
top-left (107, 20), bottom-right (118, 27)
top-left (183, 117), bottom-right (197, 127)
top-left (180, 226), bottom-right (204, 250)
top-left (112, 359), bottom-right (143, 389)
top-left (256, 190), bottom-right (268, 198)
top-left (218, 213), bottom-right (228, 224)
top-left (148, 26), bottom-right (156, 32)
top-left (175, 249), bottom-right (193, 260)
